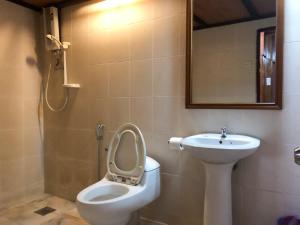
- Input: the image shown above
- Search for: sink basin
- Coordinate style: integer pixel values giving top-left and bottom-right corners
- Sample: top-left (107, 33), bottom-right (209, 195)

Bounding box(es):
top-left (181, 133), bottom-right (260, 163)
top-left (177, 132), bottom-right (260, 225)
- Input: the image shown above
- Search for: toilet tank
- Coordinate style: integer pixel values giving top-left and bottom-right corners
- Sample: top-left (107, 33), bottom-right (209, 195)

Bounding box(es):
top-left (145, 156), bottom-right (160, 172)
top-left (142, 157), bottom-right (160, 200)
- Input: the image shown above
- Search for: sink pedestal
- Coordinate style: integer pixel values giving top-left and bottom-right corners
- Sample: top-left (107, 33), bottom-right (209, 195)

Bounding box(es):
top-left (177, 133), bottom-right (260, 225)
top-left (202, 162), bottom-right (235, 225)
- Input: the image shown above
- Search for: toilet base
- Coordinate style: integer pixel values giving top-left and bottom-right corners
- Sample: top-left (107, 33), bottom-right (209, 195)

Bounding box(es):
top-left (89, 212), bottom-right (140, 225)
top-left (126, 212), bottom-right (140, 225)
top-left (90, 218), bottom-right (130, 225)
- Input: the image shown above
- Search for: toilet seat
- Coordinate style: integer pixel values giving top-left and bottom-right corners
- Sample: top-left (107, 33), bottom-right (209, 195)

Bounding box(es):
top-left (107, 123), bottom-right (146, 185)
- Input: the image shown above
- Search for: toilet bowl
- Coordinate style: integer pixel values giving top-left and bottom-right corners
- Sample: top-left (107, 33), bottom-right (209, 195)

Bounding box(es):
top-left (76, 123), bottom-right (160, 225)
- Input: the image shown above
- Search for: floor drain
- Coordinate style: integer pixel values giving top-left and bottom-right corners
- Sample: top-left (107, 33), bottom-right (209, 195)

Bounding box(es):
top-left (34, 207), bottom-right (56, 216)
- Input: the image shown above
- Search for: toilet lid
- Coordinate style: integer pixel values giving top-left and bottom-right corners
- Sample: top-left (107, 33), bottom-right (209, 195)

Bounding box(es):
top-left (107, 123), bottom-right (146, 185)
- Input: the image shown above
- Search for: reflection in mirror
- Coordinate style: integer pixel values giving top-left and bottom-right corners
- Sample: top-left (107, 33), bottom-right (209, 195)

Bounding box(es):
top-left (190, 0), bottom-right (279, 106)
top-left (257, 27), bottom-right (276, 103)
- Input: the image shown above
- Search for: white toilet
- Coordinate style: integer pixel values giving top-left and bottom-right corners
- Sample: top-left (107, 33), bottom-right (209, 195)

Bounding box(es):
top-left (76, 123), bottom-right (160, 225)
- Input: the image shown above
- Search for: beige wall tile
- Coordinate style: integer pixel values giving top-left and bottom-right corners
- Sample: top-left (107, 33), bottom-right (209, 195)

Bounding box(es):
top-left (129, 0), bottom-right (155, 23)
top-left (131, 59), bottom-right (153, 97)
top-left (280, 94), bottom-right (300, 145)
top-left (241, 188), bottom-right (283, 225)
top-left (176, 176), bottom-right (205, 225)
top-left (99, 131), bottom-right (114, 177)
top-left (70, 37), bottom-right (90, 98)
top-left (109, 62), bottom-right (130, 97)
top-left (153, 16), bottom-right (180, 58)
top-left (108, 26), bottom-right (131, 62)
top-left (56, 129), bottom-right (97, 163)
top-left (283, 42), bottom-right (300, 95)
top-left (177, 98), bottom-right (211, 136)
top-left (0, 65), bottom-right (23, 97)
top-left (23, 128), bottom-right (43, 157)
top-left (89, 98), bottom-right (109, 130)
top-left (23, 98), bottom-right (41, 128)
top-left (88, 64), bottom-right (109, 98)
top-left (24, 156), bottom-right (44, 186)
top-left (44, 155), bottom-right (59, 194)
top-left (178, 151), bottom-right (205, 180)
top-left (0, 1), bottom-right (44, 208)
top-left (61, 7), bottom-right (72, 39)
top-left (108, 98), bottom-right (131, 130)
top-left (153, 97), bottom-right (179, 134)
top-left (0, 130), bottom-right (23, 161)
top-left (56, 159), bottom-right (74, 188)
top-left (48, 98), bottom-right (90, 129)
top-left (44, 68), bottom-right (65, 100)
top-left (153, 57), bottom-right (180, 97)
top-left (232, 184), bottom-right (243, 225)
top-left (148, 133), bottom-right (180, 175)
top-left (179, 12), bottom-right (186, 56)
top-left (0, 97), bottom-right (23, 130)
top-left (141, 173), bottom-right (181, 224)
top-left (0, 159), bottom-right (26, 195)
top-left (130, 21), bottom-right (153, 60)
top-left (72, 6), bottom-right (90, 39)
top-left (22, 65), bottom-right (42, 99)
top-left (153, 0), bottom-right (186, 19)
top-left (88, 30), bottom-right (111, 65)
top-left (0, 15), bottom-right (24, 66)
top-left (89, 0), bottom-right (154, 32)
top-left (281, 194), bottom-right (300, 216)
top-left (131, 97), bottom-right (153, 133)
top-left (72, 161), bottom-right (97, 189)
top-left (284, 0), bottom-right (300, 43)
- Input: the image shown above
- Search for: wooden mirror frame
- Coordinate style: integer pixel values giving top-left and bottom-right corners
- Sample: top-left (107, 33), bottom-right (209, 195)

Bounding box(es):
top-left (186, 0), bottom-right (284, 110)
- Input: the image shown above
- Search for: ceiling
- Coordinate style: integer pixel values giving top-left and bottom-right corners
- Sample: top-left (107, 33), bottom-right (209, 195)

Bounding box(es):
top-left (6, 0), bottom-right (90, 10)
top-left (193, 0), bottom-right (276, 30)
top-left (8, 0), bottom-right (276, 25)
top-left (21, 0), bottom-right (66, 7)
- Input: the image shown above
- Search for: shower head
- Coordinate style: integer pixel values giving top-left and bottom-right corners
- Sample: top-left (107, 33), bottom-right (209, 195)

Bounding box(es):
top-left (46, 34), bottom-right (63, 48)
top-left (46, 34), bottom-right (71, 50)
top-left (46, 34), bottom-right (54, 40)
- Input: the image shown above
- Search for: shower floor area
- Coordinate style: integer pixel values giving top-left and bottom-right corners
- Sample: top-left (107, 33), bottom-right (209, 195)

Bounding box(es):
top-left (0, 194), bottom-right (88, 225)
top-left (0, 194), bottom-right (159, 225)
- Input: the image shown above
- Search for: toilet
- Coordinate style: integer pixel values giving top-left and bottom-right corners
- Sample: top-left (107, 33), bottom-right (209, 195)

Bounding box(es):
top-left (76, 123), bottom-right (160, 225)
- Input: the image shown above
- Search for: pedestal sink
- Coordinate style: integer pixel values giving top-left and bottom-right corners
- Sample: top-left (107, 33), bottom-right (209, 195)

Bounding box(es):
top-left (181, 133), bottom-right (260, 225)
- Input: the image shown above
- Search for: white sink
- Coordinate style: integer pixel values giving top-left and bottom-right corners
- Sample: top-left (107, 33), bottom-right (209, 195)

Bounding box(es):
top-left (181, 133), bottom-right (260, 163)
top-left (176, 132), bottom-right (260, 225)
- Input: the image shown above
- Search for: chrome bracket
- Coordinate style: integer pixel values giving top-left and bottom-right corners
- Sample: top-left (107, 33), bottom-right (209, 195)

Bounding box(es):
top-left (294, 147), bottom-right (300, 165)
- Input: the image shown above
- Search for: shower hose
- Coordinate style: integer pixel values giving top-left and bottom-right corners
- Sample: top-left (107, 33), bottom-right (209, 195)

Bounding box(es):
top-left (45, 61), bottom-right (69, 112)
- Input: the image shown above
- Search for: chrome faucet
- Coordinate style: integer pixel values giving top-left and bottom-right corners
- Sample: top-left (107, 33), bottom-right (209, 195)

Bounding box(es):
top-left (221, 127), bottom-right (227, 139)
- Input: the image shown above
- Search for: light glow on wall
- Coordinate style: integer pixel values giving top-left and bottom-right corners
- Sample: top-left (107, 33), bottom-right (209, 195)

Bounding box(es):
top-left (74, 0), bottom-right (144, 30)
top-left (87, 0), bottom-right (143, 29)
top-left (94, 0), bottom-right (139, 10)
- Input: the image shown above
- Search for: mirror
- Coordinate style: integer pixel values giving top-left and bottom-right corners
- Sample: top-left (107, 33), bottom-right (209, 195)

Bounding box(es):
top-left (186, 0), bottom-right (283, 109)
